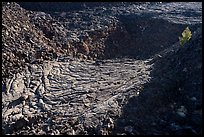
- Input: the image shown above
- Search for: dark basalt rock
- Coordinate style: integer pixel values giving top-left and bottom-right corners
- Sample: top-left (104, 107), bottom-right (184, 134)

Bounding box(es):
top-left (2, 2), bottom-right (202, 135)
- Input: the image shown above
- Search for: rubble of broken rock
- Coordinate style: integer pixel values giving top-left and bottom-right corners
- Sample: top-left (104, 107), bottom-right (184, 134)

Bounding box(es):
top-left (2, 2), bottom-right (120, 83)
top-left (2, 2), bottom-right (202, 135)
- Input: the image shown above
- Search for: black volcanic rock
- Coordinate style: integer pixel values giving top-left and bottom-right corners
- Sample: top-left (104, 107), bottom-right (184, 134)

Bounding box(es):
top-left (17, 2), bottom-right (145, 12)
top-left (2, 2), bottom-right (202, 135)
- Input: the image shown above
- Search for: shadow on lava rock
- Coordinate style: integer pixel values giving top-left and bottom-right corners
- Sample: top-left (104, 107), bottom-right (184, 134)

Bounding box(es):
top-left (17, 2), bottom-right (128, 13)
top-left (112, 27), bottom-right (202, 135)
top-left (103, 14), bottom-right (199, 60)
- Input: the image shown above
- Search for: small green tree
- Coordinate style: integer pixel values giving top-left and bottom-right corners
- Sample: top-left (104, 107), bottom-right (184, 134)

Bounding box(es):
top-left (179, 27), bottom-right (192, 46)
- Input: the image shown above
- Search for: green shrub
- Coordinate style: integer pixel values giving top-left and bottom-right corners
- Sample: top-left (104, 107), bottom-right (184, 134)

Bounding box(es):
top-left (179, 27), bottom-right (192, 46)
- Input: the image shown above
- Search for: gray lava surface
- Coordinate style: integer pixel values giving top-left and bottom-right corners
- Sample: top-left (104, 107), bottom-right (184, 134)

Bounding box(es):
top-left (2, 2), bottom-right (202, 135)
